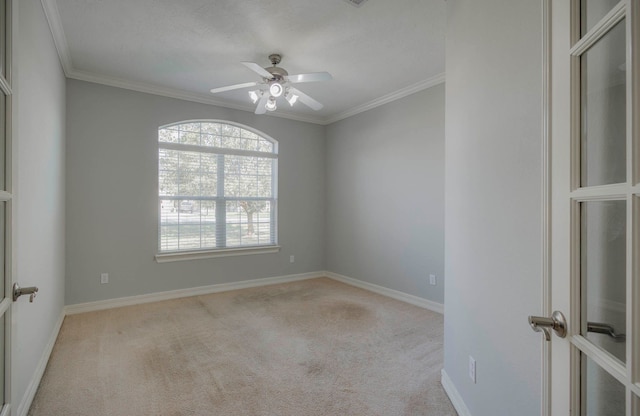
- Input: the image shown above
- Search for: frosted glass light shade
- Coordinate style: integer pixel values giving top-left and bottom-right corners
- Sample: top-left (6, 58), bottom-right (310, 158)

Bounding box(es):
top-left (269, 82), bottom-right (284, 98)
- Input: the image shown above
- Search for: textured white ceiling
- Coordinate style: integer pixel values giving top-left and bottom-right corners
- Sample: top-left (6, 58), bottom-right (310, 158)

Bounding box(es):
top-left (49, 0), bottom-right (446, 124)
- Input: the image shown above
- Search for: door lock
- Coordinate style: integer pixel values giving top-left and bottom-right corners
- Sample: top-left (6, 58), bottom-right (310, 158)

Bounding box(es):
top-left (528, 311), bottom-right (567, 341)
top-left (13, 283), bottom-right (38, 303)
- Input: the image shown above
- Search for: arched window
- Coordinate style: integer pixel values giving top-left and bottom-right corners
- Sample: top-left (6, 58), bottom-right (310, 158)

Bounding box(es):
top-left (157, 121), bottom-right (278, 256)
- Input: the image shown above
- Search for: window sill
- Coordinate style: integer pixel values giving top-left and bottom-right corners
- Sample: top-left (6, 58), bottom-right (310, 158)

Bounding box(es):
top-left (155, 245), bottom-right (281, 263)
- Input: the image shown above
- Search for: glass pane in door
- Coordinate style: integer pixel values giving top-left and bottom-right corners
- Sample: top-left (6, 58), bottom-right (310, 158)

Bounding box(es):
top-left (580, 0), bottom-right (623, 35)
top-left (581, 354), bottom-right (625, 415)
top-left (580, 200), bottom-right (626, 362)
top-left (0, 0), bottom-right (4, 79)
top-left (0, 315), bottom-right (5, 407)
top-left (0, 316), bottom-right (4, 406)
top-left (0, 93), bottom-right (5, 191)
top-left (580, 19), bottom-right (626, 187)
top-left (0, 202), bottom-right (4, 300)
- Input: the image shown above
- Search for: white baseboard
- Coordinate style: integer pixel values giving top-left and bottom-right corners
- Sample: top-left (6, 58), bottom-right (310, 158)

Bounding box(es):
top-left (66, 271), bottom-right (445, 316)
top-left (441, 369), bottom-right (472, 416)
top-left (65, 271), bottom-right (325, 315)
top-left (17, 310), bottom-right (65, 416)
top-left (325, 271), bottom-right (444, 314)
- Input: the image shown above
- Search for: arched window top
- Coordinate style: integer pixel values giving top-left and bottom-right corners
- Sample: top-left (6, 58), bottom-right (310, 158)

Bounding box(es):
top-left (157, 120), bottom-right (279, 260)
top-left (159, 120), bottom-right (278, 154)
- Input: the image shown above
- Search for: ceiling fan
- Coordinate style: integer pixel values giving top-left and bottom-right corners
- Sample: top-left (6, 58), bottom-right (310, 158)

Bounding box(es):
top-left (210, 54), bottom-right (332, 114)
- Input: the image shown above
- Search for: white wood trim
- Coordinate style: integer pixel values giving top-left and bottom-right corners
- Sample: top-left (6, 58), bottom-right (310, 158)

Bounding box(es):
top-left (67, 69), bottom-right (326, 125)
top-left (159, 142), bottom-right (277, 159)
top-left (5, 0), bottom-right (14, 412)
top-left (569, 2), bottom-right (626, 57)
top-left (15, 311), bottom-right (65, 416)
top-left (571, 334), bottom-right (628, 384)
top-left (324, 73), bottom-right (446, 124)
top-left (541, 1), bottom-right (552, 414)
top-left (0, 298), bottom-right (9, 317)
top-left (629, 0), bottom-right (640, 393)
top-left (0, 191), bottom-right (11, 202)
top-left (66, 270), bottom-right (445, 316)
top-left (325, 271), bottom-right (444, 314)
top-left (64, 272), bottom-right (324, 315)
top-left (569, 183), bottom-right (627, 200)
top-left (155, 245), bottom-right (281, 263)
top-left (39, 0), bottom-right (72, 75)
top-left (550, 1), bottom-right (574, 413)
top-left (0, 75), bottom-right (11, 97)
top-left (440, 369), bottom-right (472, 416)
top-left (68, 68), bottom-right (446, 126)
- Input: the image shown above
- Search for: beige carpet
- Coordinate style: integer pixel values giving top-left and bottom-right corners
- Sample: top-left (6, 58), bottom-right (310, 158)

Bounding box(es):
top-left (28, 277), bottom-right (456, 416)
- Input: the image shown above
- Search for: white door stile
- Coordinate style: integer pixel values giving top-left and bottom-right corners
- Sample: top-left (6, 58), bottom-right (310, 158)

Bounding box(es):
top-left (3, 0), bottom-right (12, 413)
top-left (550, 0), bottom-right (572, 413)
top-left (625, 1), bottom-right (635, 411)
top-left (541, 1), bottom-right (552, 414)
top-left (631, 1), bottom-right (640, 408)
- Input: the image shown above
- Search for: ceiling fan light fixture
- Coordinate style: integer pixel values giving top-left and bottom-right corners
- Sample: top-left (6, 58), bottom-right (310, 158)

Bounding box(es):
top-left (211, 55), bottom-right (330, 114)
top-left (265, 97), bottom-right (277, 112)
top-left (269, 82), bottom-right (284, 98)
top-left (285, 90), bottom-right (299, 106)
top-left (248, 90), bottom-right (262, 104)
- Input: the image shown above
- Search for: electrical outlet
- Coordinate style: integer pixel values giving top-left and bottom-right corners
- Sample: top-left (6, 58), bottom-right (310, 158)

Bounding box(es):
top-left (101, 273), bottom-right (109, 284)
top-left (429, 274), bottom-right (436, 285)
top-left (469, 356), bottom-right (476, 383)
top-left (290, 255), bottom-right (295, 263)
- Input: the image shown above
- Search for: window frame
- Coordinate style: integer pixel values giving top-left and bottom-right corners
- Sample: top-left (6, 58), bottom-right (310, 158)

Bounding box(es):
top-left (155, 120), bottom-right (279, 262)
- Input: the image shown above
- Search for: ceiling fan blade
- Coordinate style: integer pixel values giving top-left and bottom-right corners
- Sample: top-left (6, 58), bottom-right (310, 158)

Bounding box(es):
top-left (241, 62), bottom-right (274, 79)
top-left (210, 81), bottom-right (259, 94)
top-left (290, 87), bottom-right (323, 111)
top-left (287, 72), bottom-right (332, 84)
top-left (254, 93), bottom-right (270, 115)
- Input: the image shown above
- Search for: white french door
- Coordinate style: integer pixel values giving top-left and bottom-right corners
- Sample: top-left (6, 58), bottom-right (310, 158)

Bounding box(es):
top-left (0, 0), bottom-right (11, 415)
top-left (550, 0), bottom-right (639, 414)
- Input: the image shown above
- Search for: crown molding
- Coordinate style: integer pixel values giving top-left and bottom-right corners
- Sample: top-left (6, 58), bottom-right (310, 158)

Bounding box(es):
top-left (41, 0), bottom-right (73, 75)
top-left (66, 68), bottom-right (325, 125)
top-left (41, 0), bottom-right (445, 126)
top-left (323, 72), bottom-right (446, 124)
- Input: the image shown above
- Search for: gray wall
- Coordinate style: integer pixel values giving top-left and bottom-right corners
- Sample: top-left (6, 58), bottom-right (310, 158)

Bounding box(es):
top-left (14, 0), bottom-right (66, 411)
top-left (443, 1), bottom-right (543, 415)
top-left (325, 85), bottom-right (445, 304)
top-left (66, 80), bottom-right (326, 305)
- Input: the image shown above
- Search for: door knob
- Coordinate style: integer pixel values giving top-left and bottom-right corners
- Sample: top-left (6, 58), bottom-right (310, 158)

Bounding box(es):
top-left (528, 311), bottom-right (567, 341)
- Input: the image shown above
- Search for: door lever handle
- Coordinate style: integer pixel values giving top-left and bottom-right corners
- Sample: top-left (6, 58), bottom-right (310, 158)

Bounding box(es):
top-left (12, 283), bottom-right (39, 302)
top-left (528, 311), bottom-right (567, 341)
top-left (587, 322), bottom-right (625, 342)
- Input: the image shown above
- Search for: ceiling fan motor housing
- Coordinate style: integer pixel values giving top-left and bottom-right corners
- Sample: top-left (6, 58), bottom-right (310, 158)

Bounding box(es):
top-left (264, 54), bottom-right (288, 81)
top-left (265, 66), bottom-right (288, 81)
